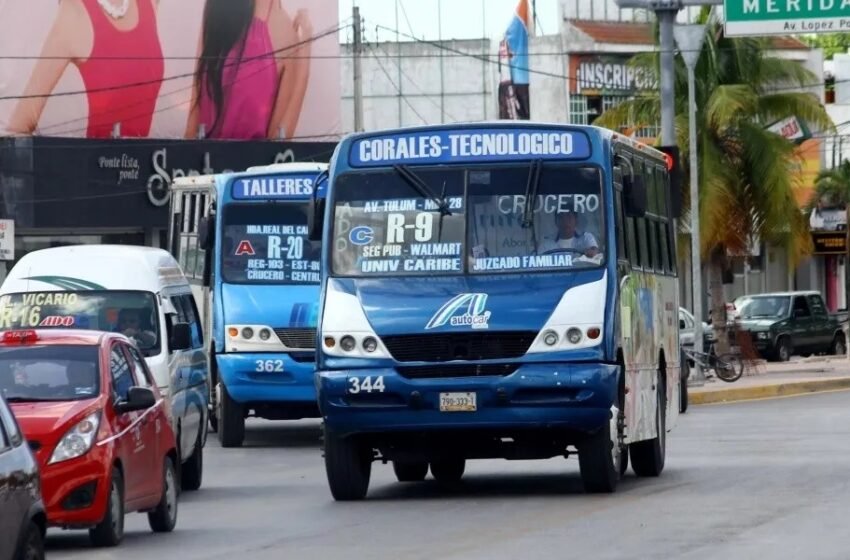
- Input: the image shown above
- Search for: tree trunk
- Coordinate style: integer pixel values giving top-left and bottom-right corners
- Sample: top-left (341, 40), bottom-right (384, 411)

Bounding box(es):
top-left (709, 246), bottom-right (730, 356)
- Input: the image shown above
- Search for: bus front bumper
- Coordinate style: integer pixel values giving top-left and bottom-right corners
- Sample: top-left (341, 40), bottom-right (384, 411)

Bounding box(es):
top-left (217, 353), bottom-right (317, 405)
top-left (317, 362), bottom-right (618, 436)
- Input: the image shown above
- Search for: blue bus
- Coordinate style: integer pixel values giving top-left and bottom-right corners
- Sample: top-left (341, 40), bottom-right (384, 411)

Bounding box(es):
top-left (311, 123), bottom-right (683, 499)
top-left (169, 163), bottom-right (327, 448)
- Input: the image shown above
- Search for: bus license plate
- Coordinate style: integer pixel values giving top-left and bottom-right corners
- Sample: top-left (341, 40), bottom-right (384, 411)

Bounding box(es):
top-left (439, 392), bottom-right (476, 412)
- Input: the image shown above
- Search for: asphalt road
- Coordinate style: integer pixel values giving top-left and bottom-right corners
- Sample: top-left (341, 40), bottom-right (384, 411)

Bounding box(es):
top-left (46, 391), bottom-right (850, 560)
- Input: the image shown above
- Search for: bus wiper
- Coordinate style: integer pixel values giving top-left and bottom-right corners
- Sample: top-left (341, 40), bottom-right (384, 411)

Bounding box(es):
top-left (521, 159), bottom-right (543, 229)
top-left (393, 165), bottom-right (452, 216)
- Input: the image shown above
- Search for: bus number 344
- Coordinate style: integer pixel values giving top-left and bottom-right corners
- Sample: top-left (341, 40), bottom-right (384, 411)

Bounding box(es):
top-left (348, 376), bottom-right (385, 394)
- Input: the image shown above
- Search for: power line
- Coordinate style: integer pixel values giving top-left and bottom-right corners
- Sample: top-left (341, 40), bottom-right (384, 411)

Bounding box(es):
top-left (367, 45), bottom-right (427, 125)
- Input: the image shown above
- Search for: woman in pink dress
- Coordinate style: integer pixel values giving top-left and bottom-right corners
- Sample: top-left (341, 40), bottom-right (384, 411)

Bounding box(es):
top-left (7, 0), bottom-right (164, 138)
top-left (185, 0), bottom-right (313, 140)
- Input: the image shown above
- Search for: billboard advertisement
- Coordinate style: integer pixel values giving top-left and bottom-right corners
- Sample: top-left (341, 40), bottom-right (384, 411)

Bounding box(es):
top-left (0, 0), bottom-right (340, 140)
top-left (498, 0), bottom-right (531, 120)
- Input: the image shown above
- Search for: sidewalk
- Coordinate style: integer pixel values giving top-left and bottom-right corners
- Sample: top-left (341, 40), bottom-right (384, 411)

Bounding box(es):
top-left (689, 356), bottom-right (850, 405)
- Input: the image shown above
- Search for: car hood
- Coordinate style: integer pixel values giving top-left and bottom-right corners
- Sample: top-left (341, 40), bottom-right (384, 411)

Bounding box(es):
top-left (737, 318), bottom-right (782, 330)
top-left (11, 398), bottom-right (102, 448)
top-left (331, 269), bottom-right (607, 336)
top-left (221, 283), bottom-right (320, 328)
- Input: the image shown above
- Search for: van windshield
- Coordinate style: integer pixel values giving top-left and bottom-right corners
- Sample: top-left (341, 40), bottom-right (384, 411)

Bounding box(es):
top-left (0, 291), bottom-right (160, 356)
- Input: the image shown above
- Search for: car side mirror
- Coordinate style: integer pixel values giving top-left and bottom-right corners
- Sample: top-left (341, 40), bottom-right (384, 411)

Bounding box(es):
top-left (624, 174), bottom-right (647, 218)
top-left (198, 216), bottom-right (215, 251)
top-left (679, 319), bottom-right (686, 330)
top-left (115, 386), bottom-right (156, 414)
top-left (170, 322), bottom-right (192, 351)
top-left (308, 197), bottom-right (326, 242)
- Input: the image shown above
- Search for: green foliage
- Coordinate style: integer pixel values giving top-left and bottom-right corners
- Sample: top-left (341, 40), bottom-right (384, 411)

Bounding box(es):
top-left (802, 33), bottom-right (850, 61)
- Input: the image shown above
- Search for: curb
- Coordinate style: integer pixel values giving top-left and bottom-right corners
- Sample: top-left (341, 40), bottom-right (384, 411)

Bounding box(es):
top-left (690, 377), bottom-right (850, 405)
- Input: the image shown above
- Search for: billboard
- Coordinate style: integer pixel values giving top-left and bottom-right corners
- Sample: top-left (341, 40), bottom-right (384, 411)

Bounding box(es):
top-left (0, 0), bottom-right (340, 140)
top-left (498, 0), bottom-right (531, 120)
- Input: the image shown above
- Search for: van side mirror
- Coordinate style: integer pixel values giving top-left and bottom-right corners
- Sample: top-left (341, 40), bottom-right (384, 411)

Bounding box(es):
top-left (115, 387), bottom-right (156, 414)
top-left (169, 322), bottom-right (192, 351)
top-left (624, 175), bottom-right (647, 218)
top-left (198, 216), bottom-right (215, 251)
top-left (308, 198), bottom-right (326, 242)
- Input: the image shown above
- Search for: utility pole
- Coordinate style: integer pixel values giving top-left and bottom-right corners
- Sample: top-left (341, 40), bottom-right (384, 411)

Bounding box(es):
top-left (353, 5), bottom-right (364, 133)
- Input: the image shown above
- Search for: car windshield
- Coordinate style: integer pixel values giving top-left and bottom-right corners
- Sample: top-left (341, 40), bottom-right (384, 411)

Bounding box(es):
top-left (221, 203), bottom-right (321, 285)
top-left (0, 345), bottom-right (100, 402)
top-left (331, 165), bottom-right (605, 276)
top-left (0, 291), bottom-right (161, 355)
top-left (739, 296), bottom-right (790, 319)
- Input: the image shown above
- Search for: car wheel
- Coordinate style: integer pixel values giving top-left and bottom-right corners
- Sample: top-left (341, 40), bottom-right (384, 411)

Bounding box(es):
top-left (148, 456), bottom-right (178, 533)
top-left (181, 430), bottom-right (204, 492)
top-left (16, 521), bottom-right (44, 560)
top-left (776, 336), bottom-right (792, 362)
top-left (630, 373), bottom-right (666, 477)
top-left (89, 468), bottom-right (124, 547)
top-left (392, 460), bottom-right (429, 482)
top-left (430, 458), bottom-right (466, 484)
top-left (218, 383), bottom-right (245, 448)
top-left (324, 427), bottom-right (372, 501)
top-left (831, 333), bottom-right (846, 356)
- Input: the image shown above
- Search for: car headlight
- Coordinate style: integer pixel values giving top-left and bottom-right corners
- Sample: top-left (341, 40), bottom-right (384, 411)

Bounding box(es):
top-left (757, 332), bottom-right (769, 340)
top-left (50, 411), bottom-right (101, 465)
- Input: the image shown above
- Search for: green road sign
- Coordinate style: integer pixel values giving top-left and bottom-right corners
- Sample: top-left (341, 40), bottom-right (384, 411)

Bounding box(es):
top-left (724, 0), bottom-right (850, 37)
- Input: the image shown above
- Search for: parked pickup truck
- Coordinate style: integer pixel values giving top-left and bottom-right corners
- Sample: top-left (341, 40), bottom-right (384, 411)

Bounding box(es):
top-left (734, 291), bottom-right (847, 362)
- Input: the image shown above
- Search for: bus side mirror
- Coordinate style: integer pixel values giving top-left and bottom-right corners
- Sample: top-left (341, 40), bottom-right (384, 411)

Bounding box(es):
top-left (624, 175), bottom-right (647, 218)
top-left (198, 216), bottom-right (215, 251)
top-left (308, 198), bottom-right (326, 242)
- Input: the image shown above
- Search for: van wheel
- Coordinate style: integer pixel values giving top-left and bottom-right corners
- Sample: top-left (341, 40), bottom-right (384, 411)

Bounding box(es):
top-left (218, 383), bottom-right (244, 448)
top-left (775, 336), bottom-right (792, 362)
top-left (630, 375), bottom-right (666, 477)
top-left (181, 431), bottom-right (203, 491)
top-left (148, 457), bottom-right (178, 533)
top-left (324, 428), bottom-right (372, 501)
top-left (16, 521), bottom-right (44, 560)
top-left (90, 468), bottom-right (124, 547)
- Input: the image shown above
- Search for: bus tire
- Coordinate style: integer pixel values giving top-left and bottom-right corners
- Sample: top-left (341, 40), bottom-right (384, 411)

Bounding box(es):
top-left (578, 408), bottom-right (620, 493)
top-left (324, 428), bottom-right (371, 501)
top-left (430, 459), bottom-right (465, 484)
top-left (392, 461), bottom-right (428, 482)
top-left (630, 375), bottom-right (666, 477)
top-left (218, 383), bottom-right (244, 448)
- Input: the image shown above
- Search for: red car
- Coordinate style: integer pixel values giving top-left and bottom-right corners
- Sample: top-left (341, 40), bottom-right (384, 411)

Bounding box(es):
top-left (0, 329), bottom-right (179, 547)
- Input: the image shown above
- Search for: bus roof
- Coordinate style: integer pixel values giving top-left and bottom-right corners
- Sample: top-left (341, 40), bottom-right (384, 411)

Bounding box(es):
top-left (0, 245), bottom-right (190, 295)
top-left (171, 162), bottom-right (328, 200)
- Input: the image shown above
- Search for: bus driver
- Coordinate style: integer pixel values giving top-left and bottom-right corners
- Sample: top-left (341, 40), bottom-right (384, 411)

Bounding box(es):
top-left (539, 211), bottom-right (600, 259)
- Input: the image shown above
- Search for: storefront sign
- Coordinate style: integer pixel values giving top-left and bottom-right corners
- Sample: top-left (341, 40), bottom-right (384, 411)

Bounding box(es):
top-left (767, 116), bottom-right (812, 145)
top-left (0, 220), bottom-right (13, 261)
top-left (810, 207), bottom-right (847, 231)
top-left (571, 56), bottom-right (657, 95)
top-left (812, 231), bottom-right (848, 255)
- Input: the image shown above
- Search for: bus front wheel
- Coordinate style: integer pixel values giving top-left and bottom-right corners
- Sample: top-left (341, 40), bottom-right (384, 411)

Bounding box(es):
top-left (578, 406), bottom-right (621, 493)
top-left (324, 429), bottom-right (372, 501)
top-left (217, 383), bottom-right (245, 448)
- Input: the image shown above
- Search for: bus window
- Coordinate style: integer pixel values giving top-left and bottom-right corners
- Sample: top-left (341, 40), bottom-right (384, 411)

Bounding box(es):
top-left (656, 167), bottom-right (668, 217)
top-left (637, 218), bottom-right (651, 270)
top-left (666, 221), bottom-right (677, 274)
top-left (626, 216), bottom-right (640, 268)
top-left (614, 189), bottom-right (626, 260)
top-left (659, 221), bottom-right (671, 273)
top-left (651, 220), bottom-right (663, 271)
top-left (647, 164), bottom-right (660, 216)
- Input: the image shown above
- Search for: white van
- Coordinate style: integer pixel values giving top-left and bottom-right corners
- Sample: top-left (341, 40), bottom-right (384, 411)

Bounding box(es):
top-left (0, 245), bottom-right (209, 490)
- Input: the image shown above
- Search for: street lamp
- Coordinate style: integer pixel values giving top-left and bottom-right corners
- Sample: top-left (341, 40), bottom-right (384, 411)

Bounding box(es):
top-left (674, 23), bottom-right (708, 384)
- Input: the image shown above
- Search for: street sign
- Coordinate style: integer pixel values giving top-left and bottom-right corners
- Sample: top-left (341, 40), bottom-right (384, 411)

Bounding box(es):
top-left (724, 0), bottom-right (850, 37)
top-left (767, 115), bottom-right (812, 145)
top-left (0, 220), bottom-right (14, 261)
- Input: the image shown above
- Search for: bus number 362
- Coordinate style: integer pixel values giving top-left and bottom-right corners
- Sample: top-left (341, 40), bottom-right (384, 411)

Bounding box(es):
top-left (348, 376), bottom-right (385, 394)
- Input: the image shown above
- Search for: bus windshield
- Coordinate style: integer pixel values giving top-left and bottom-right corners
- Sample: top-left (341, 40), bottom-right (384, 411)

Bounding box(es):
top-left (221, 203), bottom-right (321, 285)
top-left (331, 165), bottom-right (605, 277)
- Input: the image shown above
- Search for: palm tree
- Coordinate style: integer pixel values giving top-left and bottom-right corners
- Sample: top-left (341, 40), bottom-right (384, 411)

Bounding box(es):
top-left (596, 13), bottom-right (834, 352)
top-left (810, 159), bottom-right (850, 210)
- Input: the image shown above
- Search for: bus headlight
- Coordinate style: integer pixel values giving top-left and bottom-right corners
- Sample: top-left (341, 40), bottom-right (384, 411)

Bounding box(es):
top-left (241, 327), bottom-right (254, 339)
top-left (340, 336), bottom-right (357, 352)
top-left (566, 328), bottom-right (583, 345)
top-left (225, 324), bottom-right (288, 352)
top-left (258, 328), bottom-right (272, 341)
top-left (542, 330), bottom-right (559, 346)
top-left (362, 337), bottom-right (379, 353)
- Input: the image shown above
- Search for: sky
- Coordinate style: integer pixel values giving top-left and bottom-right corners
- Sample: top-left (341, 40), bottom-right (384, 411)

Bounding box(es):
top-left (341, 0), bottom-right (561, 42)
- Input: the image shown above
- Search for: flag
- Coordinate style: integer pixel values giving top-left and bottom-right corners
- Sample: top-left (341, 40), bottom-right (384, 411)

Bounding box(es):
top-left (498, 0), bottom-right (532, 120)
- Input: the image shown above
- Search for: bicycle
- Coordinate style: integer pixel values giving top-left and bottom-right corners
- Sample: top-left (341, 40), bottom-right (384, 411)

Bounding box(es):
top-left (682, 345), bottom-right (744, 383)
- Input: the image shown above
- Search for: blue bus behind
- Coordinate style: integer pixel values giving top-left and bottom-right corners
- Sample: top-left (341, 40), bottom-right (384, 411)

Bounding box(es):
top-left (312, 123), bottom-right (681, 499)
top-left (170, 163), bottom-right (328, 447)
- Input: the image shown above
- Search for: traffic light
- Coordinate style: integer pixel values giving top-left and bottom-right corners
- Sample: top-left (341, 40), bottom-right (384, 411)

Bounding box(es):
top-left (658, 145), bottom-right (684, 219)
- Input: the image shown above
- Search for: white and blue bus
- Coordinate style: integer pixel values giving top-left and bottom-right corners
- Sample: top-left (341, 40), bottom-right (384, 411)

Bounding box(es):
top-left (311, 123), bottom-right (684, 500)
top-left (170, 163), bottom-right (327, 448)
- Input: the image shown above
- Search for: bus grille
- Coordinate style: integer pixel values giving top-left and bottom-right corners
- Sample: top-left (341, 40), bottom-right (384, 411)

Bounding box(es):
top-left (382, 332), bottom-right (536, 362)
top-left (273, 328), bottom-right (316, 350)
top-left (397, 364), bottom-right (518, 379)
